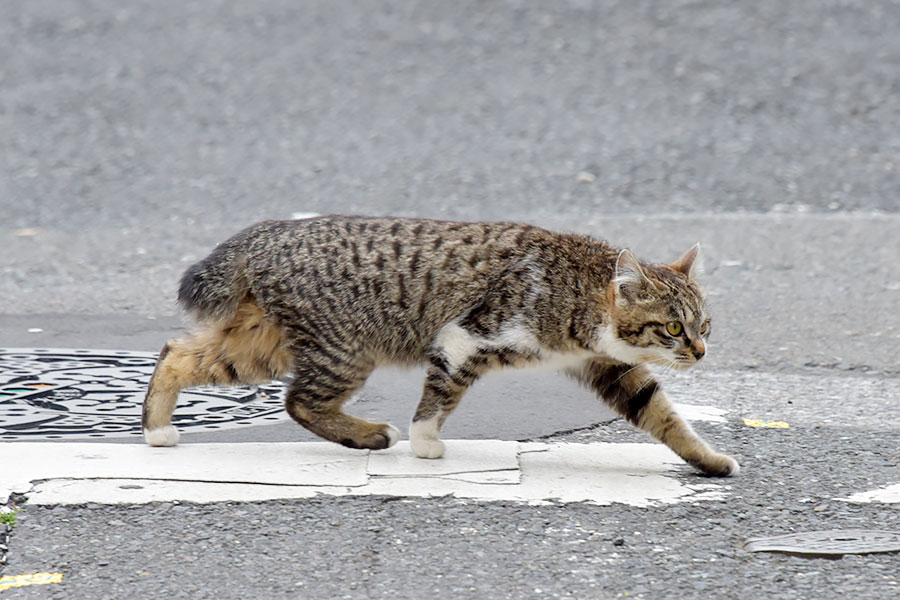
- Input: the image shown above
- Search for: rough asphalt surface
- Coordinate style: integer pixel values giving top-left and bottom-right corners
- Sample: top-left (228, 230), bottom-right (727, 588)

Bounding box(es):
top-left (2, 0), bottom-right (899, 598)
top-left (4, 420), bottom-right (900, 600)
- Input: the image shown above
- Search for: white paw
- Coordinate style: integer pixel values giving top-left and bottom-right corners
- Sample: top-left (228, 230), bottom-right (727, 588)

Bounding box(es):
top-left (411, 437), bottom-right (445, 459)
top-left (144, 425), bottom-right (180, 447)
top-left (409, 418), bottom-right (445, 458)
top-left (383, 424), bottom-right (401, 448)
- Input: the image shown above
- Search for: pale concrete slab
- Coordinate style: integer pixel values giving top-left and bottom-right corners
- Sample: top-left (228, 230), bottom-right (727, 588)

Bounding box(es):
top-left (838, 483), bottom-right (900, 504)
top-left (0, 442), bottom-right (369, 494)
top-left (10, 441), bottom-right (732, 507)
top-left (26, 478), bottom-right (335, 505)
top-left (352, 444), bottom-right (730, 506)
top-left (515, 442), bottom-right (729, 506)
top-left (672, 403), bottom-right (728, 423)
top-left (368, 440), bottom-right (519, 483)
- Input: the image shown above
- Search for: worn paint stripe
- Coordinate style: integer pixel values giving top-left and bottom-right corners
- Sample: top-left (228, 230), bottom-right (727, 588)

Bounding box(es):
top-left (0, 573), bottom-right (63, 591)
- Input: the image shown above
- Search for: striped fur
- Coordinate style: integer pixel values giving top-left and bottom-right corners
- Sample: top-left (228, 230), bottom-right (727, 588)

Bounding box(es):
top-left (142, 216), bottom-right (738, 476)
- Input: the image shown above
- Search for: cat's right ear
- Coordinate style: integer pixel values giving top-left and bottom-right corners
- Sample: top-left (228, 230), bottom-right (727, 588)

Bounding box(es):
top-left (613, 249), bottom-right (649, 305)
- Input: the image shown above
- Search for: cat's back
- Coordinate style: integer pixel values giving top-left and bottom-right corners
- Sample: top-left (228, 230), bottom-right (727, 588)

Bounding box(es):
top-left (237, 216), bottom-right (541, 345)
top-left (240, 215), bottom-right (540, 277)
top-left (240, 215), bottom-right (529, 252)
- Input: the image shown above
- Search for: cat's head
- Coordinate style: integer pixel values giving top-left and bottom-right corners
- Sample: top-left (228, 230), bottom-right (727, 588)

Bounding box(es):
top-left (601, 244), bottom-right (710, 370)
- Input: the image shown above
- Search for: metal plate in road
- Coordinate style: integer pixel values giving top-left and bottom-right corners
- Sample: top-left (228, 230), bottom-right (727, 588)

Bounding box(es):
top-left (0, 348), bottom-right (286, 440)
top-left (745, 530), bottom-right (900, 556)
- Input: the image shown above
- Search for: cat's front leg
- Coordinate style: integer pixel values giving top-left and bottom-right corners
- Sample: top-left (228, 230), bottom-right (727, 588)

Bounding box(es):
top-left (409, 355), bottom-right (475, 459)
top-left (570, 361), bottom-right (740, 477)
top-left (410, 335), bottom-right (494, 459)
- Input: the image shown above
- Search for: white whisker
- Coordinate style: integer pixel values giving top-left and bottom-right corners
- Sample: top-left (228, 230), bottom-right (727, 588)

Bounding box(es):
top-left (612, 362), bottom-right (648, 386)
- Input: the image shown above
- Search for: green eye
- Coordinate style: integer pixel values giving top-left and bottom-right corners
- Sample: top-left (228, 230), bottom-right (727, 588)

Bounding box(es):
top-left (700, 320), bottom-right (710, 335)
top-left (665, 321), bottom-right (683, 336)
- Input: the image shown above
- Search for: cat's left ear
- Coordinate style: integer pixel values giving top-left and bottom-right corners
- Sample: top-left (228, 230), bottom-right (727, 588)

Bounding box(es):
top-left (613, 249), bottom-right (652, 305)
top-left (669, 243), bottom-right (703, 279)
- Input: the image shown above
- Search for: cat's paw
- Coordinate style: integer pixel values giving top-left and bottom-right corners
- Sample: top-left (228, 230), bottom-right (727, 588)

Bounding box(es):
top-left (144, 425), bottom-right (180, 447)
top-left (694, 452), bottom-right (740, 477)
top-left (409, 418), bottom-right (445, 459)
top-left (411, 437), bottom-right (446, 459)
top-left (342, 424), bottom-right (401, 450)
top-left (381, 424), bottom-right (401, 448)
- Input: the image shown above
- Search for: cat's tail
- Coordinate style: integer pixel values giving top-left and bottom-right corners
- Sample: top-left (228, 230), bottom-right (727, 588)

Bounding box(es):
top-left (178, 241), bottom-right (252, 322)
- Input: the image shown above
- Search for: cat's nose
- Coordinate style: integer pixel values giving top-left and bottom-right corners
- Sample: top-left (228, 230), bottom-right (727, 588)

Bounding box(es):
top-left (691, 343), bottom-right (706, 360)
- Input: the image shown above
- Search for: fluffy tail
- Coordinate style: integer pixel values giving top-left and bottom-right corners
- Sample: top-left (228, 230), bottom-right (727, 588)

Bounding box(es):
top-left (178, 242), bottom-right (250, 321)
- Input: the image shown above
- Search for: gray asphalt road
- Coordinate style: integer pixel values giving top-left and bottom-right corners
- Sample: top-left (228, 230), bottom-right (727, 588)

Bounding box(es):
top-left (2, 0), bottom-right (899, 598)
top-left (3, 0), bottom-right (900, 235)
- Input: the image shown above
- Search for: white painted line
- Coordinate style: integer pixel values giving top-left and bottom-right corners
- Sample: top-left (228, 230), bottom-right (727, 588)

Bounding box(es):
top-left (672, 403), bottom-right (728, 423)
top-left (291, 212), bottom-right (320, 220)
top-left (355, 443), bottom-right (728, 507)
top-left (4, 441), bottom-right (731, 507)
top-left (516, 442), bottom-right (725, 506)
top-left (837, 483), bottom-right (900, 504)
top-left (0, 442), bottom-right (369, 489)
top-left (368, 440), bottom-right (519, 483)
top-left (27, 479), bottom-right (334, 505)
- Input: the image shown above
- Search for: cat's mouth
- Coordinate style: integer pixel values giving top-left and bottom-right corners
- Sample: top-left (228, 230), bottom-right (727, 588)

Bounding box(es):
top-left (640, 354), bottom-right (689, 371)
top-left (644, 353), bottom-right (700, 371)
top-left (673, 355), bottom-right (702, 370)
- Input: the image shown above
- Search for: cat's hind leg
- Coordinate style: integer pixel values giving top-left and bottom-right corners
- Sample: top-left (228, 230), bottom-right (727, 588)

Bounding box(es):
top-left (142, 302), bottom-right (292, 446)
top-left (570, 361), bottom-right (740, 477)
top-left (283, 347), bottom-right (399, 450)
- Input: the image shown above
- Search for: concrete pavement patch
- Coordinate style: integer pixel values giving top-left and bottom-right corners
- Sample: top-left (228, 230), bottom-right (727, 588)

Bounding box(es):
top-left (367, 440), bottom-right (519, 482)
top-left (5, 440), bottom-right (732, 507)
top-left (671, 403), bottom-right (728, 423)
top-left (0, 442), bottom-right (370, 497)
top-left (838, 483), bottom-right (900, 504)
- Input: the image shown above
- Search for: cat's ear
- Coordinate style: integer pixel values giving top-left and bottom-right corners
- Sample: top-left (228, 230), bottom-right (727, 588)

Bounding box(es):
top-left (613, 249), bottom-right (650, 303)
top-left (669, 243), bottom-right (703, 279)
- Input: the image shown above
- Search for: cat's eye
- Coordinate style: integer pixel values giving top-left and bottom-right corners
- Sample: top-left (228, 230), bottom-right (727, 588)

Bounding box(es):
top-left (665, 321), bottom-right (683, 337)
top-left (700, 320), bottom-right (710, 335)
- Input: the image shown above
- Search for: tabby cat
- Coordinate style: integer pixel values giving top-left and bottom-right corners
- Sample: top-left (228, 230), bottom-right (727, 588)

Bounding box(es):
top-left (142, 216), bottom-right (739, 477)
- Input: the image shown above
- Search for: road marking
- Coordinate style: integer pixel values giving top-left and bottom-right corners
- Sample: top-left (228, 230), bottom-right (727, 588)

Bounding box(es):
top-left (0, 573), bottom-right (63, 591)
top-left (1, 442), bottom-right (369, 492)
top-left (837, 483), bottom-right (900, 504)
top-left (2, 441), bottom-right (729, 507)
top-left (672, 403), bottom-right (727, 423)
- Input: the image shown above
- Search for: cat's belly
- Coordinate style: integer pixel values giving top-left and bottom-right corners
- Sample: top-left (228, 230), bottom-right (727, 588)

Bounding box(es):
top-left (434, 322), bottom-right (595, 374)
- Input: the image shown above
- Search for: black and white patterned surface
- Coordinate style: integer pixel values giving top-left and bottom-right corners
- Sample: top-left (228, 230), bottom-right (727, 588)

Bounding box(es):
top-left (0, 349), bottom-right (287, 440)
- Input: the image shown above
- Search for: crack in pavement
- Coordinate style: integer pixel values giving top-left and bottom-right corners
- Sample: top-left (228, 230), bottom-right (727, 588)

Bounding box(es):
top-left (519, 418), bottom-right (620, 442)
